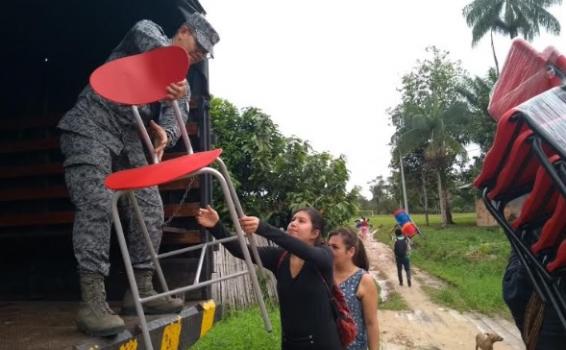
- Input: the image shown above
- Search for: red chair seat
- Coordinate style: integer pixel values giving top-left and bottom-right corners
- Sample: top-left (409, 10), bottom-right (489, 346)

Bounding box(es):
top-left (105, 149), bottom-right (222, 190)
top-left (532, 196), bottom-right (566, 254)
top-left (547, 240), bottom-right (566, 272)
top-left (512, 155), bottom-right (561, 229)
top-left (90, 46), bottom-right (190, 105)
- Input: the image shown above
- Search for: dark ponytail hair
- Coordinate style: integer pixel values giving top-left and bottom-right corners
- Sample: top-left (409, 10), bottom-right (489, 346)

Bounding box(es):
top-left (328, 227), bottom-right (369, 270)
top-left (292, 207), bottom-right (325, 245)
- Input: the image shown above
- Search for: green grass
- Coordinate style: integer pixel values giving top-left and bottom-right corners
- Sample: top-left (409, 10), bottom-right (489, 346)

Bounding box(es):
top-left (371, 213), bottom-right (511, 316)
top-left (192, 306), bottom-right (281, 349)
top-left (380, 289), bottom-right (410, 311)
top-left (369, 212), bottom-right (477, 228)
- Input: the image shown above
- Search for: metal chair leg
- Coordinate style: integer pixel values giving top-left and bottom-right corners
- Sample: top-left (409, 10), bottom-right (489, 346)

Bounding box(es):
top-left (200, 167), bottom-right (273, 332)
top-left (112, 191), bottom-right (154, 350)
top-left (128, 191), bottom-right (169, 294)
top-left (215, 158), bottom-right (267, 276)
top-left (110, 168), bottom-right (273, 349)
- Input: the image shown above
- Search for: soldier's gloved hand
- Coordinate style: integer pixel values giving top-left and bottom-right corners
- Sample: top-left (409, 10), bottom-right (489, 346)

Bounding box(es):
top-left (166, 79), bottom-right (188, 100)
top-left (149, 120), bottom-right (168, 161)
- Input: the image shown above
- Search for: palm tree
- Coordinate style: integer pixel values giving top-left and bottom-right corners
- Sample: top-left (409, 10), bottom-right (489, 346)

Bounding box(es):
top-left (463, 0), bottom-right (562, 75)
top-left (397, 102), bottom-right (469, 227)
top-left (456, 68), bottom-right (498, 153)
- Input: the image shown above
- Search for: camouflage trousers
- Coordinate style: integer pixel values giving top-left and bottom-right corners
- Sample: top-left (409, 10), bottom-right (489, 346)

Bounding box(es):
top-left (60, 131), bottom-right (164, 276)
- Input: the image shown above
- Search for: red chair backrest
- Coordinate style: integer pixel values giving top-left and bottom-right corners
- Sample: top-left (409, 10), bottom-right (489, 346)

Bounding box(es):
top-left (487, 130), bottom-right (556, 200)
top-left (547, 240), bottom-right (566, 272)
top-left (90, 46), bottom-right (190, 105)
top-left (488, 40), bottom-right (562, 121)
top-left (474, 109), bottom-right (526, 189)
top-left (532, 196), bottom-right (566, 254)
top-left (512, 156), bottom-right (561, 229)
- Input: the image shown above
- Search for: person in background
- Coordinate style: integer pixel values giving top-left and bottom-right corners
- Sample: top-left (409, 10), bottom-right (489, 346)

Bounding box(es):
top-left (394, 226), bottom-right (411, 287)
top-left (196, 206), bottom-right (342, 350)
top-left (57, 3), bottom-right (219, 336)
top-left (360, 217), bottom-right (370, 240)
top-left (328, 228), bottom-right (380, 350)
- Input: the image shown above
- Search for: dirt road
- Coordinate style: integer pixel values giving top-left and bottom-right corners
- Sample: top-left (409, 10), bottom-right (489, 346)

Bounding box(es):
top-left (366, 234), bottom-right (525, 350)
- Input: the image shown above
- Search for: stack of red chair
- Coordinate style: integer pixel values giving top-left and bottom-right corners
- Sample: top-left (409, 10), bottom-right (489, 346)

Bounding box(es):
top-left (474, 39), bottom-right (566, 330)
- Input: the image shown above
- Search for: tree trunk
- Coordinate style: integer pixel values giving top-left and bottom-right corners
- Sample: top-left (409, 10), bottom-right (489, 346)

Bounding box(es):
top-left (436, 170), bottom-right (448, 227)
top-left (422, 169), bottom-right (429, 226)
top-left (443, 189), bottom-right (454, 225)
top-left (490, 29), bottom-right (500, 77)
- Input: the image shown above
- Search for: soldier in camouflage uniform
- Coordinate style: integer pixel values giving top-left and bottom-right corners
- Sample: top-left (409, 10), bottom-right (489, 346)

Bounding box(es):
top-left (58, 10), bottom-right (219, 336)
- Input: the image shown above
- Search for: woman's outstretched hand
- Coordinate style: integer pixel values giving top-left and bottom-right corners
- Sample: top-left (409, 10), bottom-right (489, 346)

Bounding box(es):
top-left (239, 216), bottom-right (260, 235)
top-left (196, 205), bottom-right (219, 228)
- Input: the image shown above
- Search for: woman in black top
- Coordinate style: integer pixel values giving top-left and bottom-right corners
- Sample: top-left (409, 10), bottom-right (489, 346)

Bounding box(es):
top-left (196, 206), bottom-right (342, 350)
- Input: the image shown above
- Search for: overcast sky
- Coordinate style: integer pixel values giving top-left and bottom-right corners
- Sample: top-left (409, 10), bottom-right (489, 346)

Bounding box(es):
top-left (203, 0), bottom-right (566, 198)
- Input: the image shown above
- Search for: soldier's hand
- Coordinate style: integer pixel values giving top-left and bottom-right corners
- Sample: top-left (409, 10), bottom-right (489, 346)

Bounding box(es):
top-left (149, 120), bottom-right (168, 161)
top-left (166, 79), bottom-right (188, 100)
top-left (196, 206), bottom-right (220, 228)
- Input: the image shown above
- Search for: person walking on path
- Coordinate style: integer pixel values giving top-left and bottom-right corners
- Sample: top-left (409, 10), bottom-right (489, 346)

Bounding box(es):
top-left (394, 227), bottom-right (411, 287)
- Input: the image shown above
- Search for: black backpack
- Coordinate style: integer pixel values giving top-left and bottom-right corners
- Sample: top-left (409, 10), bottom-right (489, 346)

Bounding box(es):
top-left (394, 238), bottom-right (408, 258)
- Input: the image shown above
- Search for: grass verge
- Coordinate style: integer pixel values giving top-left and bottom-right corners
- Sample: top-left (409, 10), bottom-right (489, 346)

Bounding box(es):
top-left (192, 306), bottom-right (281, 349)
top-left (380, 289), bottom-right (410, 311)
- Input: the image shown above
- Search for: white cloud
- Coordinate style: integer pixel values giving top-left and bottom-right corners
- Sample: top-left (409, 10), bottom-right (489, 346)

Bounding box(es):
top-left (203, 0), bottom-right (566, 197)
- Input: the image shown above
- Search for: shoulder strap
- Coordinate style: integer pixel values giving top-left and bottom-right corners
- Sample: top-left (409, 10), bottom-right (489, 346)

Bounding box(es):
top-left (316, 268), bottom-right (335, 301)
top-left (276, 251), bottom-right (288, 270)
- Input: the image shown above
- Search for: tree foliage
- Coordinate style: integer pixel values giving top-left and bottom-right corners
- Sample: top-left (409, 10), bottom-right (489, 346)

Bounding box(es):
top-left (463, 0), bottom-right (561, 44)
top-left (463, 0), bottom-right (562, 74)
top-left (390, 47), bottom-right (471, 226)
top-left (456, 67), bottom-right (499, 190)
top-left (209, 98), bottom-right (358, 233)
top-left (366, 175), bottom-right (398, 214)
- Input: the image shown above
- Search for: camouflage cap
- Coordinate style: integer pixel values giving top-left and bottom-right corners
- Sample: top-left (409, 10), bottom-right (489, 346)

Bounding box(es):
top-left (180, 12), bottom-right (220, 58)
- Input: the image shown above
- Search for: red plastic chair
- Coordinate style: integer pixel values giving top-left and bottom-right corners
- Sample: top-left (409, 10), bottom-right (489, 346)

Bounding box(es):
top-left (547, 240), bottom-right (566, 272)
top-left (487, 130), bottom-right (556, 201)
top-left (473, 108), bottom-right (527, 189)
top-left (532, 196), bottom-right (566, 255)
top-left (488, 40), bottom-right (563, 121)
top-left (512, 155), bottom-right (561, 230)
top-left (91, 46), bottom-right (272, 349)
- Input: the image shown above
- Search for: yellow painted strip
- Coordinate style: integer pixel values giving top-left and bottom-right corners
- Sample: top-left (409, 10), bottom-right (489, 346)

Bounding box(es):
top-left (160, 317), bottom-right (183, 350)
top-left (119, 339), bottom-right (138, 350)
top-left (200, 299), bottom-right (216, 337)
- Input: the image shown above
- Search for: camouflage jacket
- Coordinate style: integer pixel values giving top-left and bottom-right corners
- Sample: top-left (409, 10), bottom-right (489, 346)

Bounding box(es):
top-left (57, 20), bottom-right (190, 158)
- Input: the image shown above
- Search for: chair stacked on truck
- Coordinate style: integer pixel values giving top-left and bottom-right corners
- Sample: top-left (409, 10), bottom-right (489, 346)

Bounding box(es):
top-left (474, 39), bottom-right (566, 331)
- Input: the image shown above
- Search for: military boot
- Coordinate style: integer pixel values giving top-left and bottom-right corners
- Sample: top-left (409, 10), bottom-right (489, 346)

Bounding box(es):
top-left (122, 269), bottom-right (184, 315)
top-left (76, 273), bottom-right (126, 336)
